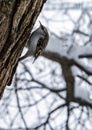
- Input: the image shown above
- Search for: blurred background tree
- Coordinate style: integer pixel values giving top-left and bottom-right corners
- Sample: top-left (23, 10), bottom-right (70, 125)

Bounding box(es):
top-left (1, 0), bottom-right (92, 130)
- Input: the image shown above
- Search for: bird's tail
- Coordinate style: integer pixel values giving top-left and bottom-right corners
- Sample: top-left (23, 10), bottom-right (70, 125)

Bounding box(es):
top-left (32, 49), bottom-right (42, 63)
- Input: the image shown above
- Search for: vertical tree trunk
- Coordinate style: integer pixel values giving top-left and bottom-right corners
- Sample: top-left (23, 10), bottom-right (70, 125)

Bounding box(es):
top-left (0, 0), bottom-right (45, 98)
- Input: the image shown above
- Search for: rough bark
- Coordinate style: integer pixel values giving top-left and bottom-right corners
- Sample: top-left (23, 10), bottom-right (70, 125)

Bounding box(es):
top-left (0, 0), bottom-right (46, 98)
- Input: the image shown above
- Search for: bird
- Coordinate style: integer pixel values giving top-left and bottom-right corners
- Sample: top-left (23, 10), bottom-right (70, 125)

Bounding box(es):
top-left (19, 21), bottom-right (49, 62)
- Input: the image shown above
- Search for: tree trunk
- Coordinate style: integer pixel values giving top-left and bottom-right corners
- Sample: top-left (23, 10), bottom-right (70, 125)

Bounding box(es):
top-left (0, 0), bottom-right (45, 98)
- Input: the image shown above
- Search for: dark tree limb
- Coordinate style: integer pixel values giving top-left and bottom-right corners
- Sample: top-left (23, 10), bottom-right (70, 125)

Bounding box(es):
top-left (43, 51), bottom-right (74, 101)
top-left (79, 54), bottom-right (92, 58)
top-left (0, 0), bottom-right (46, 98)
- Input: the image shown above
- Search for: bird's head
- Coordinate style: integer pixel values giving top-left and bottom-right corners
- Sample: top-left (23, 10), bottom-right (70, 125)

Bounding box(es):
top-left (39, 21), bottom-right (48, 35)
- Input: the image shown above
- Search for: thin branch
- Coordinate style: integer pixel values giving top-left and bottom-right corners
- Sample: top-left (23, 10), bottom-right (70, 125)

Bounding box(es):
top-left (77, 75), bottom-right (92, 85)
top-left (14, 74), bottom-right (29, 130)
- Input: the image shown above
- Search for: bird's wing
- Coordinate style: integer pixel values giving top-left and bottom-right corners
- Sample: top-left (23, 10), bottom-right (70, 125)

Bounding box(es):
top-left (33, 37), bottom-right (46, 63)
top-left (34, 37), bottom-right (44, 57)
